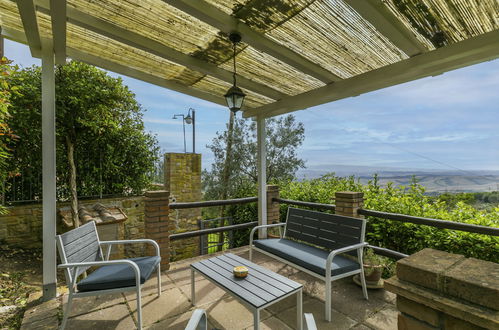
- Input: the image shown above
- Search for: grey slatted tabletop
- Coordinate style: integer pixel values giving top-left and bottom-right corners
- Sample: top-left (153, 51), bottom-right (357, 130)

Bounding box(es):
top-left (190, 253), bottom-right (303, 330)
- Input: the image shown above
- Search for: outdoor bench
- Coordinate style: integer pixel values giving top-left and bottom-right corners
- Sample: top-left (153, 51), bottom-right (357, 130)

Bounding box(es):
top-left (249, 207), bottom-right (368, 322)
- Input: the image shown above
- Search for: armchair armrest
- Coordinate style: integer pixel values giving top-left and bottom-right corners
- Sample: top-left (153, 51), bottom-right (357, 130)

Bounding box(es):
top-left (100, 239), bottom-right (160, 260)
top-left (325, 242), bottom-right (368, 278)
top-left (249, 223), bottom-right (286, 245)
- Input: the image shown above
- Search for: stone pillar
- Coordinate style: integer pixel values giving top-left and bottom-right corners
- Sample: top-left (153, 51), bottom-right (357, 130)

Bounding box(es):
top-left (145, 190), bottom-right (171, 270)
top-left (334, 191), bottom-right (364, 218)
top-left (164, 153), bottom-right (202, 261)
top-left (385, 248), bottom-right (498, 329)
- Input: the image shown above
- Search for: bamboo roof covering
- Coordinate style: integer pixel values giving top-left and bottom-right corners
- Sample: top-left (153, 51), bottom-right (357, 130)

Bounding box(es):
top-left (2, 0), bottom-right (499, 118)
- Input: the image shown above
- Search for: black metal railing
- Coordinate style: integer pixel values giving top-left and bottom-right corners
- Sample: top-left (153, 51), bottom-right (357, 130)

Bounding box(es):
top-left (273, 198), bottom-right (335, 211)
top-left (357, 209), bottom-right (499, 236)
top-left (273, 197), bottom-right (499, 260)
top-left (170, 196), bottom-right (258, 209)
top-left (170, 221), bottom-right (258, 241)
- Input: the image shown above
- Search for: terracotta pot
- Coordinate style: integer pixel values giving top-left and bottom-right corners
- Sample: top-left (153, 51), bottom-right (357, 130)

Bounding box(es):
top-left (363, 264), bottom-right (383, 282)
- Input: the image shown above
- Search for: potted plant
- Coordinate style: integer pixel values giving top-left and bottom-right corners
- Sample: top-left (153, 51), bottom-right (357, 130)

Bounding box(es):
top-left (353, 248), bottom-right (386, 289)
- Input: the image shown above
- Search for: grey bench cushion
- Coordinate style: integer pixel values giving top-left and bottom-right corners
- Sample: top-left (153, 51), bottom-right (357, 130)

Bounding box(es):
top-left (77, 256), bottom-right (161, 292)
top-left (254, 238), bottom-right (359, 277)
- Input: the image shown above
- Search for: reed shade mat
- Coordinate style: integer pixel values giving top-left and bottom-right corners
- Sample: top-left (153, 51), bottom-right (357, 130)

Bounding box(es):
top-left (3, 0), bottom-right (498, 117)
top-left (190, 253), bottom-right (303, 329)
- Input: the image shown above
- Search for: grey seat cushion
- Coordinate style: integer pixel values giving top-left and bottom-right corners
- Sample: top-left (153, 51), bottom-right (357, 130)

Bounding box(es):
top-left (77, 256), bottom-right (161, 292)
top-left (254, 239), bottom-right (360, 277)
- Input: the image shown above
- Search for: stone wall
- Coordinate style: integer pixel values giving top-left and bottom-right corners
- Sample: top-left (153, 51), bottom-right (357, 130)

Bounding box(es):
top-left (164, 152), bottom-right (202, 261)
top-left (0, 196), bottom-right (145, 257)
top-left (385, 248), bottom-right (498, 329)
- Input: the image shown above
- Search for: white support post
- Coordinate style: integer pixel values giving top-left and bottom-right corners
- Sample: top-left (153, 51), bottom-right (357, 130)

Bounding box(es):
top-left (42, 39), bottom-right (57, 300)
top-left (257, 116), bottom-right (267, 239)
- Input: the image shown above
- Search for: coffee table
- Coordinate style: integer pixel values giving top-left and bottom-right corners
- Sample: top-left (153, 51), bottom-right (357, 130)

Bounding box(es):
top-left (191, 253), bottom-right (303, 330)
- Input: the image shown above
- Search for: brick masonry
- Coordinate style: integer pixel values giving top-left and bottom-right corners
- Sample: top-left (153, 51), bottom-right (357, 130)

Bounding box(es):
top-left (385, 248), bottom-right (498, 329)
top-left (334, 191), bottom-right (364, 218)
top-left (0, 196), bottom-right (146, 257)
top-left (144, 190), bottom-right (171, 270)
top-left (164, 153), bottom-right (202, 261)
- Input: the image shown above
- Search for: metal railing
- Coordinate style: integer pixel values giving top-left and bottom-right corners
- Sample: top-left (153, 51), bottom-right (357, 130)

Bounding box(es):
top-left (170, 196), bottom-right (258, 209)
top-left (273, 198), bottom-right (335, 211)
top-left (357, 208), bottom-right (499, 236)
top-left (167, 195), bottom-right (497, 260)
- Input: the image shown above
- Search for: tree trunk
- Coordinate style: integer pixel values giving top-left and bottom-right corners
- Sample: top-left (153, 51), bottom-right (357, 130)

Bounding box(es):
top-left (66, 135), bottom-right (80, 228)
top-left (217, 111), bottom-right (235, 251)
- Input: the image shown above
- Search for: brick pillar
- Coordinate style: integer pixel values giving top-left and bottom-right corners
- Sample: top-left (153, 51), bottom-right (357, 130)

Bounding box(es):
top-left (334, 191), bottom-right (364, 218)
top-left (145, 190), bottom-right (170, 270)
top-left (266, 185), bottom-right (280, 224)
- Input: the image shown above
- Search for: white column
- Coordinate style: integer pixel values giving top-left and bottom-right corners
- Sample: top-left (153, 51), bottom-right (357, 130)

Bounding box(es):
top-left (257, 116), bottom-right (267, 238)
top-left (42, 39), bottom-right (57, 300)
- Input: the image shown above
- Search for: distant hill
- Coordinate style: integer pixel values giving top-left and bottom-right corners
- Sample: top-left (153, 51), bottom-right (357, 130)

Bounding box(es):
top-left (297, 165), bottom-right (499, 193)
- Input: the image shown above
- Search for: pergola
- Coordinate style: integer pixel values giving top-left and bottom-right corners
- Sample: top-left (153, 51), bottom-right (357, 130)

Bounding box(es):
top-left (2, 0), bottom-right (498, 300)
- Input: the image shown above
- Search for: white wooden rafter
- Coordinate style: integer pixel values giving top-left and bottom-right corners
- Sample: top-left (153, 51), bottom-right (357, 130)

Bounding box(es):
top-left (49, 0), bottom-right (66, 64)
top-left (243, 29), bottom-right (499, 118)
top-left (164, 0), bottom-right (342, 83)
top-left (34, 0), bottom-right (286, 102)
top-left (345, 0), bottom-right (428, 57)
top-left (16, 0), bottom-right (42, 57)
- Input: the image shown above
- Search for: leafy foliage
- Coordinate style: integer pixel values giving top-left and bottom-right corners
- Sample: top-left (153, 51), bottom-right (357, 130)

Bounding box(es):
top-left (226, 174), bottom-right (499, 262)
top-left (6, 61), bottom-right (159, 201)
top-left (203, 115), bottom-right (305, 200)
top-left (0, 58), bottom-right (19, 212)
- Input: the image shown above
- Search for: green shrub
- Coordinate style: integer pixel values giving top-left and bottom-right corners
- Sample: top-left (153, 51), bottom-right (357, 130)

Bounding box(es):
top-left (224, 174), bottom-right (499, 262)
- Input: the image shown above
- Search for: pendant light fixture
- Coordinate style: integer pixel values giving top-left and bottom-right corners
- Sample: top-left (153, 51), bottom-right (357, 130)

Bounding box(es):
top-left (224, 32), bottom-right (246, 113)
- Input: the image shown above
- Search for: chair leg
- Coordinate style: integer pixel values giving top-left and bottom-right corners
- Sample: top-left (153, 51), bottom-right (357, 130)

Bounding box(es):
top-left (60, 292), bottom-right (73, 330)
top-left (157, 264), bottom-right (161, 297)
top-left (249, 246), bottom-right (253, 261)
top-left (360, 267), bottom-right (369, 300)
top-left (325, 280), bottom-right (331, 322)
top-left (136, 286), bottom-right (142, 330)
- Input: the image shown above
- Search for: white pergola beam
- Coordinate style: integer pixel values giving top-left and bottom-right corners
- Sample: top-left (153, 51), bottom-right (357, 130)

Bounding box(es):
top-left (16, 0), bottom-right (42, 57)
top-left (164, 0), bottom-right (342, 83)
top-left (256, 116), bottom-right (267, 239)
top-left (67, 49), bottom-right (228, 108)
top-left (41, 38), bottom-right (57, 300)
top-left (244, 29), bottom-right (499, 118)
top-left (0, 26), bottom-right (228, 108)
top-left (345, 0), bottom-right (427, 57)
top-left (35, 1), bottom-right (286, 102)
top-left (49, 0), bottom-right (66, 65)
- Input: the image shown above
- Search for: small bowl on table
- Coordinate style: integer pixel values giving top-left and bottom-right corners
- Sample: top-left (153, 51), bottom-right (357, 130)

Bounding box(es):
top-left (233, 266), bottom-right (249, 278)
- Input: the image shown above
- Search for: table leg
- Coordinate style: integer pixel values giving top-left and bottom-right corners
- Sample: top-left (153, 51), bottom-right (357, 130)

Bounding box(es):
top-left (254, 309), bottom-right (260, 330)
top-left (297, 289), bottom-right (303, 330)
top-left (191, 268), bottom-right (196, 306)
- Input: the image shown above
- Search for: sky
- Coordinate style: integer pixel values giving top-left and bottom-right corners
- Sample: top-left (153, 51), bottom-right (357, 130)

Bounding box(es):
top-left (6, 39), bottom-right (499, 175)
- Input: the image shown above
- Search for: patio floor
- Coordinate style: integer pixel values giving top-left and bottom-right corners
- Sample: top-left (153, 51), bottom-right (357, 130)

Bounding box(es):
top-left (62, 246), bottom-right (397, 329)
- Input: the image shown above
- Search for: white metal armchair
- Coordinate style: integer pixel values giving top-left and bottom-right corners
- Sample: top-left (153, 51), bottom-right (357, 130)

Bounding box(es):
top-left (56, 221), bottom-right (161, 330)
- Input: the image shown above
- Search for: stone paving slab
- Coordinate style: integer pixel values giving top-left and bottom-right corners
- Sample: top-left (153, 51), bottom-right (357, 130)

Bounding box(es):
top-left (126, 286), bottom-right (191, 327)
top-left (364, 305), bottom-right (398, 330)
top-left (46, 247), bottom-right (397, 329)
top-left (277, 298), bottom-right (357, 330)
top-left (65, 303), bottom-right (136, 329)
top-left (61, 292), bottom-right (125, 317)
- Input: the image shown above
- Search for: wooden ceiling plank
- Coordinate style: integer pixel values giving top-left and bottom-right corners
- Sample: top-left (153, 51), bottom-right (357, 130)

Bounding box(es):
top-left (164, 0), bottom-right (342, 83)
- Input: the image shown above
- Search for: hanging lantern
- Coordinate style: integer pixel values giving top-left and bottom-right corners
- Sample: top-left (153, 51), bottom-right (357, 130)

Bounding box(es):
top-left (224, 32), bottom-right (246, 113)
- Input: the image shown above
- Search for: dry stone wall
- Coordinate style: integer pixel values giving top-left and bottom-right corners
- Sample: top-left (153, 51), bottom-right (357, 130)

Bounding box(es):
top-left (0, 196), bottom-right (145, 257)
